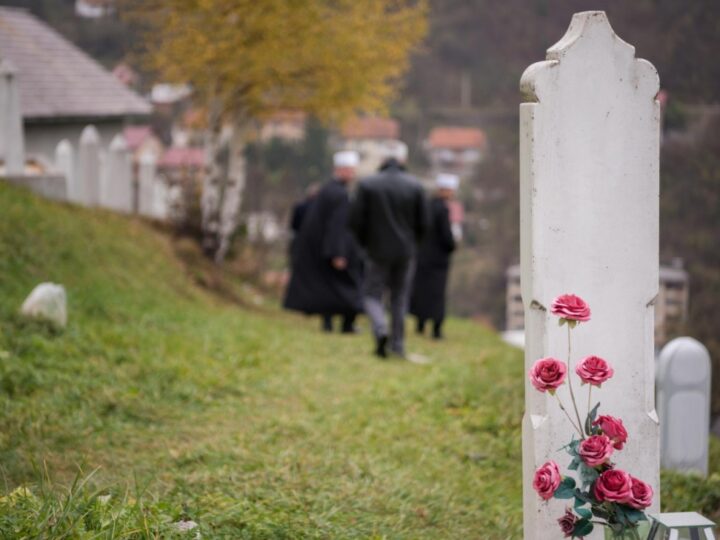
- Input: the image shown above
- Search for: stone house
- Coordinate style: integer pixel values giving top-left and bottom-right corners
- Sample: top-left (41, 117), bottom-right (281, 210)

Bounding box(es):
top-left (339, 116), bottom-right (405, 176)
top-left (0, 7), bottom-right (151, 168)
top-left (426, 126), bottom-right (487, 179)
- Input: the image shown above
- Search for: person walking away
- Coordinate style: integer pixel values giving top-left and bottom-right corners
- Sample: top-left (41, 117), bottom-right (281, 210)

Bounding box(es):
top-left (349, 145), bottom-right (429, 358)
top-left (410, 173), bottom-right (459, 340)
top-left (288, 182), bottom-right (319, 264)
top-left (283, 151), bottom-right (363, 333)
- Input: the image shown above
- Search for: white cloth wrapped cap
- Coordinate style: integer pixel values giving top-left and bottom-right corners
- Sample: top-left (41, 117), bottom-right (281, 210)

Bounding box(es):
top-left (436, 173), bottom-right (459, 190)
top-left (333, 150), bottom-right (359, 168)
top-left (381, 141), bottom-right (408, 162)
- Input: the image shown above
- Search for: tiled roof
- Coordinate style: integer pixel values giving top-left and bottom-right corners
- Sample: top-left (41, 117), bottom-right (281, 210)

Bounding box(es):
top-left (0, 7), bottom-right (151, 120)
top-left (159, 147), bottom-right (206, 169)
top-left (123, 125), bottom-right (155, 150)
top-left (428, 127), bottom-right (486, 150)
top-left (342, 117), bottom-right (399, 140)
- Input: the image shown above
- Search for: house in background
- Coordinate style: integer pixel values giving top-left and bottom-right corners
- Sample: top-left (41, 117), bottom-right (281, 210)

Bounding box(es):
top-left (426, 126), bottom-right (487, 179)
top-left (259, 111), bottom-right (306, 143)
top-left (123, 126), bottom-right (164, 163)
top-left (0, 7), bottom-right (151, 168)
top-left (339, 116), bottom-right (405, 176)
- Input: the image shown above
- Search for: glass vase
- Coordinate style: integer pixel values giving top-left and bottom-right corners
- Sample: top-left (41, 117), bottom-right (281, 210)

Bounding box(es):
top-left (603, 521), bottom-right (652, 539)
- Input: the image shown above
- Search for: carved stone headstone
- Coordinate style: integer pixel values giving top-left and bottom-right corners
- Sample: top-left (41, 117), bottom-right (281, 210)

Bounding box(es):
top-left (0, 59), bottom-right (25, 175)
top-left (520, 12), bottom-right (660, 538)
top-left (55, 139), bottom-right (75, 202)
top-left (101, 133), bottom-right (132, 213)
top-left (657, 337), bottom-right (711, 477)
top-left (77, 125), bottom-right (101, 206)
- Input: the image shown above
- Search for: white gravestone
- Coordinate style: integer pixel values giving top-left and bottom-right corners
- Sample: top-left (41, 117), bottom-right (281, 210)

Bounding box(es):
top-left (0, 59), bottom-right (25, 175)
top-left (137, 149), bottom-right (157, 217)
top-left (520, 12), bottom-right (660, 539)
top-left (101, 134), bottom-right (133, 213)
top-left (55, 140), bottom-right (75, 202)
top-left (77, 125), bottom-right (101, 206)
top-left (657, 337), bottom-right (711, 477)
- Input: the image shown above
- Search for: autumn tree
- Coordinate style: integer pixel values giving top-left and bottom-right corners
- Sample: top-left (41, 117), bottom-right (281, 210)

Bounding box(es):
top-left (123, 0), bottom-right (427, 261)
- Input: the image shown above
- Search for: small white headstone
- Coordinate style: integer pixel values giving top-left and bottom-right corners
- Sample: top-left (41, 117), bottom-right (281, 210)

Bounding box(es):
top-left (20, 283), bottom-right (67, 327)
top-left (657, 337), bottom-right (711, 476)
top-left (520, 11), bottom-right (660, 538)
top-left (55, 139), bottom-right (75, 201)
top-left (77, 125), bottom-right (101, 206)
top-left (100, 134), bottom-right (133, 213)
top-left (137, 149), bottom-right (157, 217)
top-left (0, 59), bottom-right (25, 175)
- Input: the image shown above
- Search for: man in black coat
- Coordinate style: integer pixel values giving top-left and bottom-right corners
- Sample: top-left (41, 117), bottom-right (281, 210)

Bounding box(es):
top-left (349, 146), bottom-right (429, 358)
top-left (410, 173), bottom-right (459, 339)
top-left (284, 151), bottom-right (363, 332)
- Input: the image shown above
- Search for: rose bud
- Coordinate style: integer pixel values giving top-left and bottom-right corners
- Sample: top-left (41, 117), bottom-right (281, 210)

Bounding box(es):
top-left (533, 461), bottom-right (561, 500)
top-left (593, 469), bottom-right (633, 503)
top-left (593, 415), bottom-right (628, 450)
top-left (529, 357), bottom-right (567, 394)
top-left (551, 294), bottom-right (591, 323)
top-left (557, 508), bottom-right (577, 538)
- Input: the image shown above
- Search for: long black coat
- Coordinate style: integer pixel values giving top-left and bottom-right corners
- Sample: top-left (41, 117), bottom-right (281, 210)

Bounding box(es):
top-left (283, 179), bottom-right (363, 316)
top-left (349, 160), bottom-right (429, 265)
top-left (410, 197), bottom-right (456, 321)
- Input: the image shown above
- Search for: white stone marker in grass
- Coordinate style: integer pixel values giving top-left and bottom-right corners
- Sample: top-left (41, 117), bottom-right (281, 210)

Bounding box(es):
top-left (55, 139), bottom-right (74, 201)
top-left (0, 59), bottom-right (25, 175)
top-left (101, 133), bottom-right (133, 213)
top-left (77, 125), bottom-right (101, 207)
top-left (520, 11), bottom-right (660, 539)
top-left (137, 149), bottom-right (157, 218)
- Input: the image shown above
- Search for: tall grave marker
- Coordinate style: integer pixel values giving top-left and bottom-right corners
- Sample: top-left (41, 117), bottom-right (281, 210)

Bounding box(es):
top-left (520, 12), bottom-right (660, 538)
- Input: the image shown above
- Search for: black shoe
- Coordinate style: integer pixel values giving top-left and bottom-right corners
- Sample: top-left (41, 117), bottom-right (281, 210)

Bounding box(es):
top-left (322, 316), bottom-right (333, 333)
top-left (341, 325), bottom-right (359, 334)
top-left (375, 335), bottom-right (388, 358)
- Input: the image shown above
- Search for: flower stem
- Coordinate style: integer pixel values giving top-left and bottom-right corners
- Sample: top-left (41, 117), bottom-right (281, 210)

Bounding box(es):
top-left (555, 394), bottom-right (583, 437)
top-left (566, 324), bottom-right (585, 438)
top-left (587, 385), bottom-right (592, 433)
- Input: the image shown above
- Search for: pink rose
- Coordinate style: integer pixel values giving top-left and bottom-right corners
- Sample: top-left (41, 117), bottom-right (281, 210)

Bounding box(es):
top-left (593, 415), bottom-right (628, 450)
top-left (551, 294), bottom-right (591, 322)
top-left (628, 476), bottom-right (653, 509)
top-left (529, 357), bottom-right (567, 394)
top-left (557, 508), bottom-right (577, 538)
top-left (593, 469), bottom-right (632, 503)
top-left (575, 356), bottom-right (614, 386)
top-left (579, 435), bottom-right (614, 467)
top-left (533, 461), bottom-right (561, 500)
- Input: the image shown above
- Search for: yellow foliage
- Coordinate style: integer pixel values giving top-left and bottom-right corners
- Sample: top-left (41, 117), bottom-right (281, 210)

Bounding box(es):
top-left (121, 0), bottom-right (427, 122)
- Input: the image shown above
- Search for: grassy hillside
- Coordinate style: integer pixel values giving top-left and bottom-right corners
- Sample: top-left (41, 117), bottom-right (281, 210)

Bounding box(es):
top-left (0, 183), bottom-right (718, 538)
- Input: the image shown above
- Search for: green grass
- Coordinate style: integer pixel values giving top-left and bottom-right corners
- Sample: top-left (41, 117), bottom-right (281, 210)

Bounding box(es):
top-left (0, 183), bottom-right (718, 538)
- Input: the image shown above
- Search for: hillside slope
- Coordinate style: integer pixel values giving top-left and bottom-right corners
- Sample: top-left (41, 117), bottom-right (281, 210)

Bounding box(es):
top-left (1, 184), bottom-right (718, 538)
top-left (0, 184), bottom-right (525, 538)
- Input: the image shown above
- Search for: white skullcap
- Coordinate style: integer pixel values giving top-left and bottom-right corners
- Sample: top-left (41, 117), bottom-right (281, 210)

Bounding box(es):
top-left (436, 173), bottom-right (459, 190)
top-left (381, 141), bottom-right (408, 163)
top-left (333, 150), bottom-right (359, 168)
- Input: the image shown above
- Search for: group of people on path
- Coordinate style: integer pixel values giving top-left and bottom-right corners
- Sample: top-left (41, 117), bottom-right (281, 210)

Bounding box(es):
top-left (283, 147), bottom-right (459, 359)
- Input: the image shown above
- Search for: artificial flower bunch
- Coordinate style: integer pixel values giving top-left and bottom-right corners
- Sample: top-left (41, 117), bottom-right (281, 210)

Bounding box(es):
top-left (530, 294), bottom-right (653, 539)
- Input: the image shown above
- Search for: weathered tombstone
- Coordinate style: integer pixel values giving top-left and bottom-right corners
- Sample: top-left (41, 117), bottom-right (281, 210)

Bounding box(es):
top-left (100, 133), bottom-right (133, 213)
top-left (55, 139), bottom-right (75, 202)
top-left (0, 59), bottom-right (25, 175)
top-left (77, 125), bottom-right (101, 206)
top-left (520, 12), bottom-right (660, 538)
top-left (20, 282), bottom-right (67, 328)
top-left (657, 337), bottom-right (711, 477)
top-left (137, 149), bottom-right (157, 217)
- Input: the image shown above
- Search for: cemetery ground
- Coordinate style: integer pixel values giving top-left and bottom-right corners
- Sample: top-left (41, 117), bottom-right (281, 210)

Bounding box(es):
top-left (0, 183), bottom-right (719, 539)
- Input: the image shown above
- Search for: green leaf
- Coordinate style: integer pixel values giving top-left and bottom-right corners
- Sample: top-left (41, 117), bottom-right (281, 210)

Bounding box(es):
top-left (554, 477), bottom-right (577, 499)
top-left (575, 506), bottom-right (592, 520)
top-left (573, 519), bottom-right (593, 537)
top-left (579, 463), bottom-right (599, 488)
top-left (568, 457), bottom-right (580, 471)
top-left (584, 402), bottom-right (601, 435)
